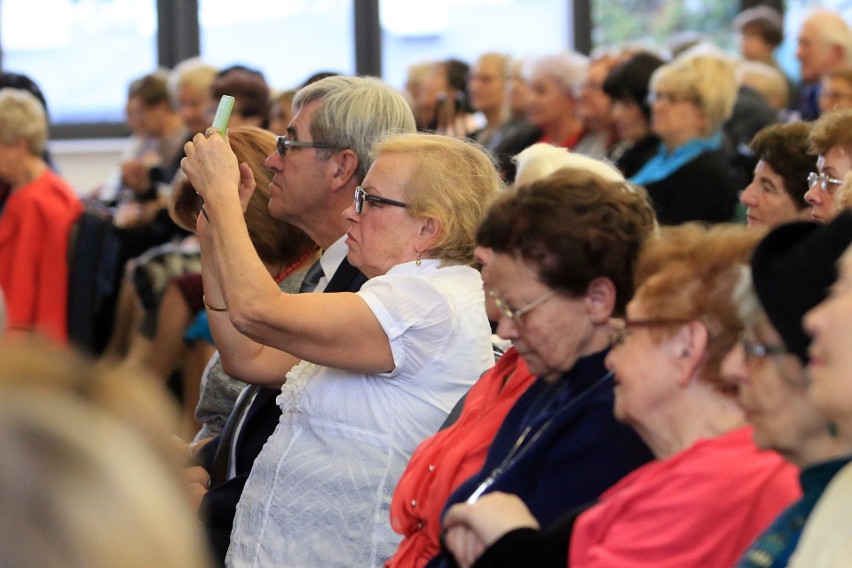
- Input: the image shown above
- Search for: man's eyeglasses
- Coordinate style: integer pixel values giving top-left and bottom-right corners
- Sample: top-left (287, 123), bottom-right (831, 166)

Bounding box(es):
top-left (354, 186), bottom-right (409, 214)
top-left (609, 317), bottom-right (690, 347)
top-left (276, 135), bottom-right (348, 157)
top-left (739, 331), bottom-right (787, 361)
top-left (807, 172), bottom-right (843, 192)
top-left (488, 288), bottom-right (560, 324)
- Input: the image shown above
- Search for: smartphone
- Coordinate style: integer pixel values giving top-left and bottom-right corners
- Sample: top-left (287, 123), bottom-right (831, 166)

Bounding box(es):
top-left (211, 95), bottom-right (235, 135)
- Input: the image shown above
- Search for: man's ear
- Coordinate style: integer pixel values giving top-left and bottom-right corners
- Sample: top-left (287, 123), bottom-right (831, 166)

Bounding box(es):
top-left (585, 277), bottom-right (617, 325)
top-left (328, 149), bottom-right (360, 193)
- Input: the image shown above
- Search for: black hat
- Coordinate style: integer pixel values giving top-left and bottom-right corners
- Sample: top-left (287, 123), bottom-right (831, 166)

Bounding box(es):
top-left (751, 210), bottom-right (852, 364)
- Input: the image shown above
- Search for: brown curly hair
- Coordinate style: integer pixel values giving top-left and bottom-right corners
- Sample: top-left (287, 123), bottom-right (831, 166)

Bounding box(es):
top-left (633, 223), bottom-right (765, 392)
top-left (477, 168), bottom-right (657, 316)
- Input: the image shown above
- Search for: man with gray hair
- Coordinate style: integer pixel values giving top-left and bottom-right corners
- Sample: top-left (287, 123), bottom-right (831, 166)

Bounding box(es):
top-left (795, 8), bottom-right (852, 120)
top-left (186, 75), bottom-right (416, 564)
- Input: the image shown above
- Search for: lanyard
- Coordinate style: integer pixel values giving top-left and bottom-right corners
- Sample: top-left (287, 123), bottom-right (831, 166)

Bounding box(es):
top-left (466, 370), bottom-right (614, 504)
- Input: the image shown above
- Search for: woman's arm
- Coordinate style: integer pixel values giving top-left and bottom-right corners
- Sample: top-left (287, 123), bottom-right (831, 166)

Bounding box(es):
top-left (184, 134), bottom-right (395, 378)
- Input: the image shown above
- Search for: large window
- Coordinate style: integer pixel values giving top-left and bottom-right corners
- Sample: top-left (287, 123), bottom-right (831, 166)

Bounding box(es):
top-left (1, 0), bottom-right (157, 124)
top-left (380, 0), bottom-right (569, 92)
top-left (199, 0), bottom-right (355, 92)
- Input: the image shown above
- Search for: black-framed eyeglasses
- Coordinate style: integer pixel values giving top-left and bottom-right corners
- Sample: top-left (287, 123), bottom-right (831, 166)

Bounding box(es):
top-left (276, 135), bottom-right (348, 157)
top-left (608, 317), bottom-right (691, 347)
top-left (354, 186), bottom-right (409, 214)
top-left (488, 288), bottom-right (560, 324)
top-left (807, 171), bottom-right (843, 192)
top-left (739, 331), bottom-right (787, 361)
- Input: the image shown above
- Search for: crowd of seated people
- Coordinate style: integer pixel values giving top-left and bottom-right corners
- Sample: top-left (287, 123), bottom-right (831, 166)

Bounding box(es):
top-left (4, 6), bottom-right (852, 567)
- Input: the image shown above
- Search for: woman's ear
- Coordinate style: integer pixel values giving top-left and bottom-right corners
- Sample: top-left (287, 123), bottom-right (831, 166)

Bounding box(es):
top-left (417, 216), bottom-right (442, 248)
top-left (674, 320), bottom-right (709, 386)
top-left (585, 277), bottom-right (617, 325)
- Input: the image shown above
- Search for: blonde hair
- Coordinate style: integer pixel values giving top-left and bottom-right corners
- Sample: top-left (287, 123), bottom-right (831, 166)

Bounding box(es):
top-left (0, 88), bottom-right (47, 155)
top-left (372, 133), bottom-right (504, 265)
top-left (651, 52), bottom-right (738, 136)
top-left (0, 340), bottom-right (211, 568)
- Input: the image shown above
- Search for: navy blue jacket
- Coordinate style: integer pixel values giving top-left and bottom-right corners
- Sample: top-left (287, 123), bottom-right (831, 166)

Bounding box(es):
top-left (428, 349), bottom-right (653, 568)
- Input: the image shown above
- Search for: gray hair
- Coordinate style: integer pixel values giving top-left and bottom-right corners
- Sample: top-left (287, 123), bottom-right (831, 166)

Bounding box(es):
top-left (522, 51), bottom-right (589, 96)
top-left (167, 57), bottom-right (219, 105)
top-left (293, 76), bottom-right (417, 181)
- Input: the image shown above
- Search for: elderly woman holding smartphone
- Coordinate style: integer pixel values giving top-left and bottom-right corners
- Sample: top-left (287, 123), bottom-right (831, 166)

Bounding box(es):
top-left (182, 123), bottom-right (500, 567)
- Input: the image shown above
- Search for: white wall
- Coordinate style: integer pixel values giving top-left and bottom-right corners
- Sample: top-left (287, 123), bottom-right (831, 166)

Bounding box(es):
top-left (49, 138), bottom-right (132, 198)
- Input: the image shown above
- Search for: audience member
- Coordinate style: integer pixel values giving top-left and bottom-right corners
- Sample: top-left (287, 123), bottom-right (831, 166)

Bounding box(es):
top-left (183, 75), bottom-right (500, 565)
top-left (428, 169), bottom-right (656, 568)
top-left (387, 144), bottom-right (630, 568)
top-left (209, 65), bottom-right (270, 129)
top-left (268, 88), bottom-right (296, 135)
top-left (734, 5), bottom-right (795, 103)
top-left (795, 8), bottom-right (852, 120)
top-left (575, 52), bottom-right (622, 160)
top-left (819, 66), bottom-right (852, 114)
top-left (185, 76), bottom-right (401, 565)
top-left (167, 126), bottom-right (317, 440)
top-left (522, 51), bottom-right (589, 149)
top-left (468, 53), bottom-right (510, 147)
top-left (630, 51), bottom-right (740, 224)
top-left (804, 108), bottom-right (852, 223)
top-left (0, 88), bottom-right (82, 343)
top-left (0, 340), bottom-right (212, 568)
top-left (737, 60), bottom-right (791, 113)
top-left (603, 51), bottom-right (666, 177)
top-left (443, 225), bottom-right (799, 568)
top-left (740, 121), bottom-right (815, 229)
top-left (723, 214), bottom-right (852, 567)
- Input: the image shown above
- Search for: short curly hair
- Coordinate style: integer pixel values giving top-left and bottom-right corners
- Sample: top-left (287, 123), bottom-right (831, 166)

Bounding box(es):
top-left (750, 121), bottom-right (816, 210)
top-left (809, 108), bottom-right (852, 155)
top-left (477, 168), bottom-right (657, 316)
top-left (633, 224), bottom-right (765, 392)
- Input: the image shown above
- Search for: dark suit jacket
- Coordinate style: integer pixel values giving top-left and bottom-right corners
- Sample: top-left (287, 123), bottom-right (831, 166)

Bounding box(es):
top-left (198, 256), bottom-right (368, 565)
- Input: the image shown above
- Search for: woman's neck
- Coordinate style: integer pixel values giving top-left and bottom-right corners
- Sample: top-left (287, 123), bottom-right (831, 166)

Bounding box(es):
top-left (544, 115), bottom-right (583, 145)
top-left (784, 428), bottom-right (852, 469)
top-left (11, 155), bottom-right (47, 192)
top-left (662, 129), bottom-right (706, 153)
top-left (638, 382), bottom-right (745, 460)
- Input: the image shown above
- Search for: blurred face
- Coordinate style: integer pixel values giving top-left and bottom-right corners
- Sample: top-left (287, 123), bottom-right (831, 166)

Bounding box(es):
top-left (804, 146), bottom-right (851, 223)
top-left (721, 319), bottom-right (820, 462)
top-left (525, 73), bottom-right (576, 131)
top-left (474, 246), bottom-right (500, 322)
top-left (804, 250), bottom-right (852, 435)
top-left (342, 152), bottom-right (423, 278)
top-left (577, 62), bottom-right (614, 130)
top-left (819, 76), bottom-right (852, 114)
top-left (650, 88), bottom-right (706, 148)
top-left (177, 83), bottom-right (213, 135)
top-left (509, 70), bottom-right (530, 115)
top-left (268, 99), bottom-right (293, 135)
top-left (125, 96), bottom-right (146, 135)
top-left (487, 251), bottom-right (595, 382)
top-left (265, 100), bottom-right (336, 230)
top-left (741, 159), bottom-right (807, 229)
top-left (468, 57), bottom-right (505, 115)
top-left (611, 99), bottom-right (649, 142)
top-left (739, 31), bottom-right (773, 62)
top-left (605, 297), bottom-right (685, 430)
top-left (797, 22), bottom-right (834, 83)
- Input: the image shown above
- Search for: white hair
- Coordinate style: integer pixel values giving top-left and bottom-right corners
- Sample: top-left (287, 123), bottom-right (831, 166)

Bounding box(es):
top-left (513, 143), bottom-right (624, 188)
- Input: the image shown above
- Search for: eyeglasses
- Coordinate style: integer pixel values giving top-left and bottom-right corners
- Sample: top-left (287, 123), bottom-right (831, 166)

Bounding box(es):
top-left (807, 172), bottom-right (843, 192)
top-left (608, 317), bottom-right (691, 347)
top-left (739, 331), bottom-right (787, 361)
top-left (353, 186), bottom-right (409, 214)
top-left (276, 135), bottom-right (348, 156)
top-left (488, 288), bottom-right (560, 324)
top-left (646, 91), bottom-right (697, 106)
